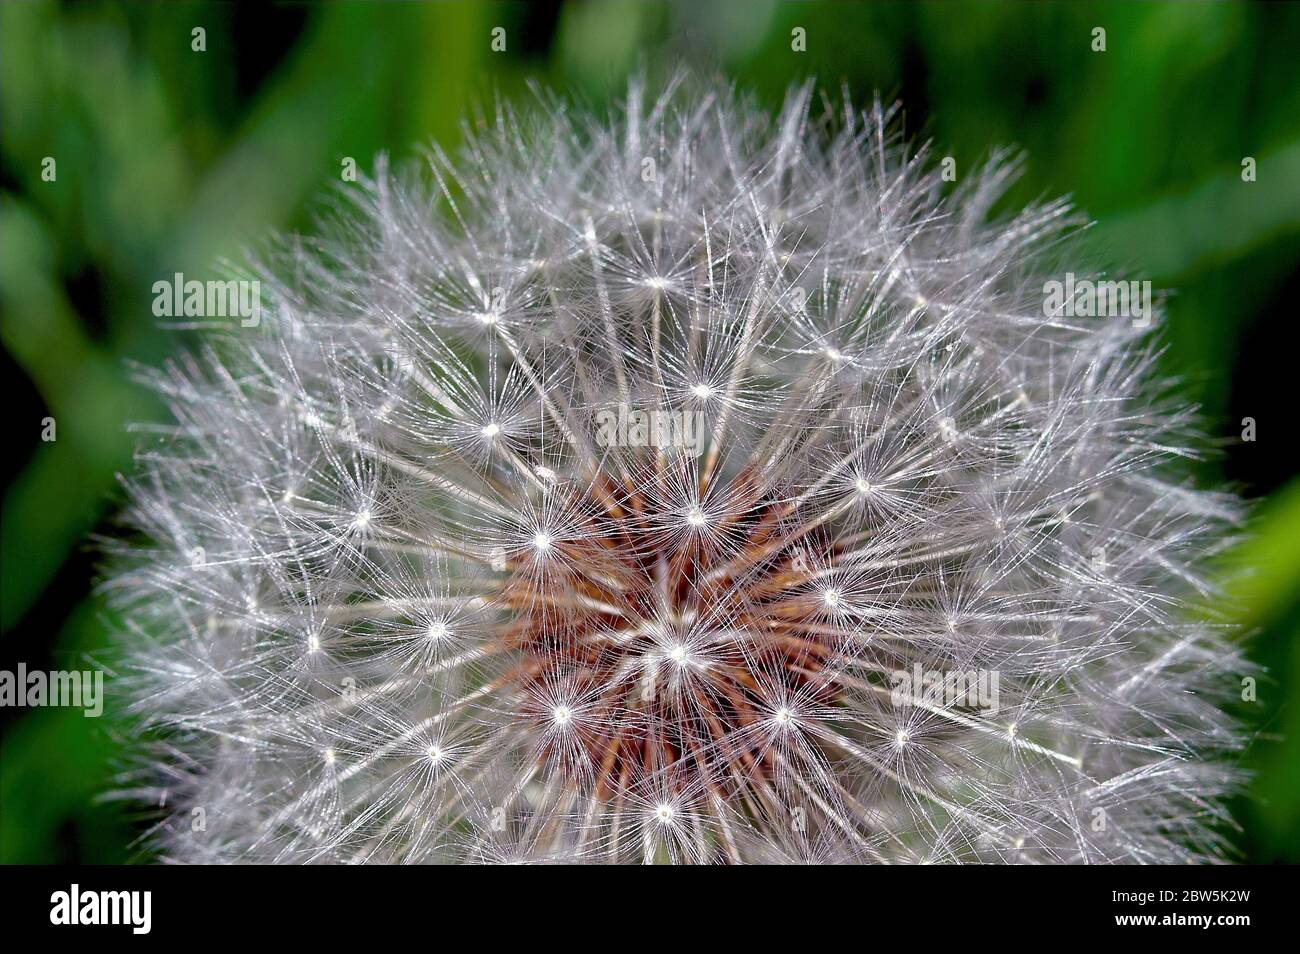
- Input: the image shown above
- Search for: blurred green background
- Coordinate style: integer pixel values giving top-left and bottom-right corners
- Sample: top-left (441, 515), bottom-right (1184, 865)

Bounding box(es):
top-left (2, 0), bottom-right (1298, 863)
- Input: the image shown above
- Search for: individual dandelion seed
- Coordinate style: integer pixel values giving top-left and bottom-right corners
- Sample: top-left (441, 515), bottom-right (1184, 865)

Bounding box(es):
top-left (106, 76), bottom-right (1251, 865)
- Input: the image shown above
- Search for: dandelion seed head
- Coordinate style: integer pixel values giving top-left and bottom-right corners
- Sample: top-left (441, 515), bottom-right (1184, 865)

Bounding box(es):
top-left (108, 76), bottom-right (1249, 864)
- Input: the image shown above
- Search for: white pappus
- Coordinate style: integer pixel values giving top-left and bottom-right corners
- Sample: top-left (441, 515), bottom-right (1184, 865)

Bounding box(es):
top-left (106, 76), bottom-right (1250, 864)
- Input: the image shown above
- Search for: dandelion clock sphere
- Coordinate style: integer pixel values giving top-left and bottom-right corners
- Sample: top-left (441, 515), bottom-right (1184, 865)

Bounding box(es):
top-left (110, 78), bottom-right (1248, 863)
